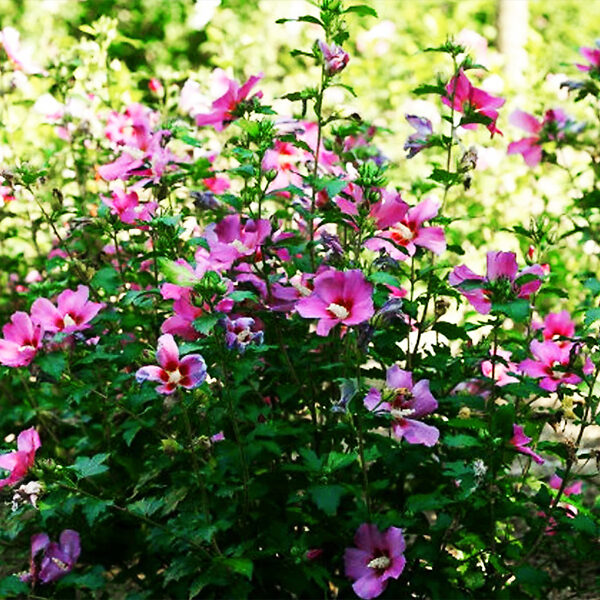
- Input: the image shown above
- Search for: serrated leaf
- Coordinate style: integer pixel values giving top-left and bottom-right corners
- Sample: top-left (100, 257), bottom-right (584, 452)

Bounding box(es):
top-left (224, 558), bottom-right (253, 580)
top-left (128, 496), bottom-right (165, 517)
top-left (82, 498), bottom-right (113, 526)
top-left (91, 266), bottom-right (120, 294)
top-left (308, 484), bottom-right (345, 515)
top-left (37, 352), bottom-right (66, 379)
top-left (69, 453), bottom-right (110, 479)
top-left (345, 5), bottom-right (378, 17)
top-left (193, 314), bottom-right (220, 335)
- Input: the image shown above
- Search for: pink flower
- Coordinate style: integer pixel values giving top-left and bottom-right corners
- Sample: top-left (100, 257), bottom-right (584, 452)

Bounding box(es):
top-left (481, 348), bottom-right (518, 386)
top-left (148, 77), bottom-right (164, 95)
top-left (541, 310), bottom-right (575, 346)
top-left (449, 251), bottom-right (544, 314)
top-left (364, 365), bottom-right (439, 446)
top-left (549, 473), bottom-right (582, 498)
top-left (576, 45), bottom-right (600, 72)
top-left (365, 194), bottom-right (446, 260)
top-left (510, 424), bottom-right (544, 465)
top-left (195, 72), bottom-right (263, 131)
top-left (519, 340), bottom-right (581, 392)
top-left (0, 427), bottom-right (41, 488)
top-left (0, 27), bottom-right (44, 74)
top-left (318, 40), bottom-right (349, 76)
top-left (442, 69), bottom-right (505, 136)
top-left (344, 523), bottom-right (406, 599)
top-left (31, 285), bottom-right (104, 334)
top-left (102, 189), bottom-right (157, 224)
top-left (0, 312), bottom-right (44, 367)
top-left (296, 269), bottom-right (374, 336)
top-left (507, 109), bottom-right (570, 167)
top-left (136, 334), bottom-right (207, 395)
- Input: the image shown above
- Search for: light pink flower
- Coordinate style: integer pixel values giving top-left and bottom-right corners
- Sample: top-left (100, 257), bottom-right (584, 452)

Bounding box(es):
top-left (481, 348), bottom-right (518, 386)
top-left (519, 340), bottom-right (581, 392)
top-left (31, 285), bottom-right (104, 334)
top-left (296, 269), bottom-right (374, 336)
top-left (365, 194), bottom-right (446, 260)
top-left (344, 523), bottom-right (406, 599)
top-left (0, 427), bottom-right (41, 488)
top-left (136, 334), bottom-right (207, 395)
top-left (195, 72), bottom-right (263, 131)
top-left (0, 27), bottom-right (44, 74)
top-left (510, 424), bottom-right (544, 465)
top-left (442, 69), bottom-right (505, 136)
top-left (364, 365), bottom-right (439, 446)
top-left (449, 251), bottom-right (544, 314)
top-left (0, 312), bottom-right (44, 367)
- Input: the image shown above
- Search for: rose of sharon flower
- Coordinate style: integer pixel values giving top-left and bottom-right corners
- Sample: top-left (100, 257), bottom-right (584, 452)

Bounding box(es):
top-left (0, 427), bottom-right (40, 488)
top-left (0, 312), bottom-right (44, 367)
top-left (509, 424), bottom-right (544, 465)
top-left (21, 529), bottom-right (81, 585)
top-left (318, 39), bottom-right (349, 76)
top-left (519, 340), bottom-right (582, 392)
top-left (364, 365), bottom-right (439, 446)
top-left (344, 523), bottom-right (406, 599)
top-left (449, 251), bottom-right (544, 315)
top-left (481, 348), bottom-right (518, 386)
top-left (404, 114), bottom-right (433, 158)
top-left (296, 269), bottom-right (374, 336)
top-left (136, 334), bottom-right (207, 395)
top-left (442, 69), bottom-right (505, 136)
top-left (30, 285), bottom-right (104, 334)
top-left (576, 45), bottom-right (600, 73)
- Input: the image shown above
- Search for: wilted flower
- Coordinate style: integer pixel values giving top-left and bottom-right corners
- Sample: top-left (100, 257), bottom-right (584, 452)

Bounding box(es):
top-left (136, 334), bottom-right (207, 395)
top-left (11, 480), bottom-right (43, 511)
top-left (318, 40), bottom-right (349, 76)
top-left (344, 523), bottom-right (406, 599)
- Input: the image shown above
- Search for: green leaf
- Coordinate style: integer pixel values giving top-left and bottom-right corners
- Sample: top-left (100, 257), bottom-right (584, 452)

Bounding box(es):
top-left (0, 575), bottom-right (29, 597)
top-left (128, 496), bottom-right (165, 517)
top-left (585, 307), bottom-right (600, 327)
top-left (69, 453), bottom-right (110, 479)
top-left (193, 313), bottom-right (221, 335)
top-left (37, 352), bottom-right (66, 379)
top-left (443, 434), bottom-right (482, 448)
top-left (229, 290), bottom-right (259, 303)
top-left (82, 498), bottom-right (113, 526)
top-left (326, 451), bottom-right (356, 471)
top-left (224, 558), bottom-right (253, 580)
top-left (309, 484), bottom-right (345, 516)
top-left (345, 5), bottom-right (378, 17)
top-left (433, 322), bottom-right (470, 341)
top-left (407, 491), bottom-right (449, 512)
top-left (492, 299), bottom-right (530, 322)
top-left (91, 266), bottom-right (120, 294)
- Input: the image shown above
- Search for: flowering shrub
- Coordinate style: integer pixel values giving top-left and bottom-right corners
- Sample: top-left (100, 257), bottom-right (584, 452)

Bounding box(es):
top-left (0, 1), bottom-right (600, 598)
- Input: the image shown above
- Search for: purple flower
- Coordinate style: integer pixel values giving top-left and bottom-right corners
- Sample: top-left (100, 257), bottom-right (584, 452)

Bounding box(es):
top-left (404, 114), bottom-right (433, 158)
top-left (344, 523), bottom-right (406, 599)
top-left (223, 316), bottom-right (263, 352)
top-left (22, 529), bottom-right (81, 585)
top-left (364, 365), bottom-right (439, 446)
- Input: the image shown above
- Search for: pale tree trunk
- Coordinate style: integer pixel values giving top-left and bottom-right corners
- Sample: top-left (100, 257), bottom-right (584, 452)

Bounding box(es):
top-left (497, 0), bottom-right (529, 87)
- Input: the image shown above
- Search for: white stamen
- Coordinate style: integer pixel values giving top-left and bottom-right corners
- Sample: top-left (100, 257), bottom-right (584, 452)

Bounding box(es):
top-left (237, 329), bottom-right (252, 343)
top-left (51, 557), bottom-right (69, 571)
top-left (292, 281), bottom-right (312, 297)
top-left (390, 407), bottom-right (414, 420)
top-left (392, 223), bottom-right (414, 242)
top-left (367, 556), bottom-right (391, 570)
top-left (168, 369), bottom-right (183, 385)
top-left (231, 239), bottom-right (251, 254)
top-left (63, 314), bottom-right (76, 328)
top-left (327, 302), bottom-right (350, 319)
top-left (18, 344), bottom-right (35, 352)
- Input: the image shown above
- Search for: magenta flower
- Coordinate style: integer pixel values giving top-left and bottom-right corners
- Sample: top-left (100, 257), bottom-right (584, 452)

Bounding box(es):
top-left (136, 334), bottom-right (207, 395)
top-left (195, 72), bottom-right (263, 131)
top-left (31, 285), bottom-right (104, 334)
top-left (481, 348), bottom-right (518, 386)
top-left (404, 114), bottom-right (433, 158)
top-left (364, 365), bottom-right (439, 446)
top-left (507, 109), bottom-right (570, 167)
top-left (519, 340), bottom-right (581, 392)
top-left (22, 529), bottom-right (81, 585)
top-left (509, 424), bottom-right (545, 465)
top-left (541, 310), bottom-right (575, 347)
top-left (0, 312), bottom-right (44, 367)
top-left (223, 316), bottom-right (264, 352)
top-left (344, 523), bottom-right (406, 599)
top-left (296, 269), bottom-right (374, 336)
top-left (0, 427), bottom-right (40, 488)
top-left (576, 45), bottom-right (600, 72)
top-left (318, 40), bottom-right (349, 76)
top-left (449, 251), bottom-right (544, 314)
top-left (365, 194), bottom-right (446, 260)
top-left (101, 189), bottom-right (157, 225)
top-left (442, 69), bottom-right (505, 136)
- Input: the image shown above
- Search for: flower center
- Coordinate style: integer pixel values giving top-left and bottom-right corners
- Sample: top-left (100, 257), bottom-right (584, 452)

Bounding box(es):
top-left (51, 557), bottom-right (70, 571)
top-left (237, 329), bottom-right (252, 343)
top-left (18, 344), bottom-right (35, 352)
top-left (327, 302), bottom-right (350, 320)
top-left (63, 314), bottom-right (77, 328)
top-left (367, 556), bottom-right (391, 570)
top-left (168, 369), bottom-right (183, 385)
top-left (390, 222), bottom-right (415, 244)
top-left (390, 407), bottom-right (415, 420)
top-left (292, 281), bottom-right (312, 297)
top-left (231, 239), bottom-right (251, 254)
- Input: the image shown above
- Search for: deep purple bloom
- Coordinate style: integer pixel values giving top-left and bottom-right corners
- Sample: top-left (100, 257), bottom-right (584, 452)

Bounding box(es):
top-left (404, 114), bottom-right (433, 158)
top-left (21, 529), bottom-right (81, 585)
top-left (223, 316), bottom-right (263, 352)
top-left (344, 523), bottom-right (406, 599)
top-left (364, 365), bottom-right (439, 446)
